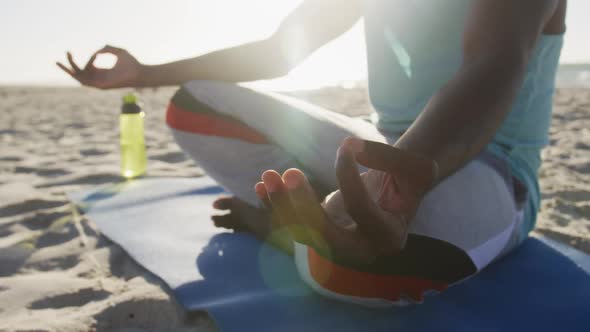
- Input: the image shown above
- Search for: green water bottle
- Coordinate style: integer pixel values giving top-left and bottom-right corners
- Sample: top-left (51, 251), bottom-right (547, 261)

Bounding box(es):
top-left (120, 93), bottom-right (147, 179)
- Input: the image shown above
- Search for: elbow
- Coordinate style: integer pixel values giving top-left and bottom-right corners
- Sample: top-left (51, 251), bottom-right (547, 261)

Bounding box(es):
top-left (264, 29), bottom-right (315, 78)
top-left (466, 48), bottom-right (529, 83)
top-left (492, 50), bottom-right (528, 78)
top-left (253, 38), bottom-right (295, 79)
top-left (262, 59), bottom-right (293, 79)
top-left (459, 49), bottom-right (529, 100)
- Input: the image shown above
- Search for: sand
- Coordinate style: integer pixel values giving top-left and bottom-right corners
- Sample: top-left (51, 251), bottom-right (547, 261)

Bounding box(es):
top-left (0, 85), bottom-right (589, 331)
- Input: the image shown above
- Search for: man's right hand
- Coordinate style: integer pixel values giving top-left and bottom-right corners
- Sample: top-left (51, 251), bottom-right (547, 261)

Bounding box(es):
top-left (57, 45), bottom-right (143, 89)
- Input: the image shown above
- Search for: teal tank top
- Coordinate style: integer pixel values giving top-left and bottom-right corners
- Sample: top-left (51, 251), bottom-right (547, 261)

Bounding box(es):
top-left (363, 0), bottom-right (564, 239)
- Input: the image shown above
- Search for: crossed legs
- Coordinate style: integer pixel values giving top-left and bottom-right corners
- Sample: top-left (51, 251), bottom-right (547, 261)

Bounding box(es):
top-left (167, 80), bottom-right (524, 305)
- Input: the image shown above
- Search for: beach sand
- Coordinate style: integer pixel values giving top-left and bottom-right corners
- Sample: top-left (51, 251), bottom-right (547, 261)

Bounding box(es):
top-left (1, 85), bottom-right (589, 331)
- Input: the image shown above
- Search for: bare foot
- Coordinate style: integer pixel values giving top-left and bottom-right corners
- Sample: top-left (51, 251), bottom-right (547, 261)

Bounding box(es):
top-left (211, 197), bottom-right (271, 239)
top-left (212, 196), bottom-right (296, 255)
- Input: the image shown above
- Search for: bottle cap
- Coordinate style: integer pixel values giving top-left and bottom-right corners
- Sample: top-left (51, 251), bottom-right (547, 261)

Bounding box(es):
top-left (123, 93), bottom-right (137, 104)
top-left (121, 93), bottom-right (142, 114)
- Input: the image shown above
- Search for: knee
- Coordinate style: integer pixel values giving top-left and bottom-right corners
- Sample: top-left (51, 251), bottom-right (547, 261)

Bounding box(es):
top-left (170, 80), bottom-right (216, 104)
top-left (166, 80), bottom-right (225, 129)
top-left (168, 79), bottom-right (240, 117)
top-left (180, 80), bottom-right (237, 103)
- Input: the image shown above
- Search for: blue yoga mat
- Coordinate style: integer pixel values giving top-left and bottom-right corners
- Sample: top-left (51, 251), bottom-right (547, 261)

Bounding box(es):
top-left (69, 177), bottom-right (590, 332)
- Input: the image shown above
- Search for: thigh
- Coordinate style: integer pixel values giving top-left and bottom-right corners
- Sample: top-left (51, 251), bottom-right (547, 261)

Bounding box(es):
top-left (294, 152), bottom-right (524, 306)
top-left (410, 152), bottom-right (523, 271)
top-left (178, 80), bottom-right (386, 191)
top-left (171, 129), bottom-right (298, 207)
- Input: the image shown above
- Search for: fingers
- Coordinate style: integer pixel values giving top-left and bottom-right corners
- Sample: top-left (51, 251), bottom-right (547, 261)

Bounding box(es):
top-left (66, 52), bottom-right (81, 73)
top-left (212, 197), bottom-right (247, 231)
top-left (58, 52), bottom-right (85, 84)
top-left (213, 197), bottom-right (234, 210)
top-left (97, 44), bottom-right (126, 56)
top-left (211, 214), bottom-right (236, 228)
top-left (57, 61), bottom-right (86, 86)
top-left (84, 52), bottom-right (98, 71)
top-left (56, 62), bottom-right (74, 76)
top-left (344, 137), bottom-right (437, 191)
top-left (343, 137), bottom-right (404, 173)
top-left (335, 142), bottom-right (378, 222)
top-left (211, 214), bottom-right (248, 232)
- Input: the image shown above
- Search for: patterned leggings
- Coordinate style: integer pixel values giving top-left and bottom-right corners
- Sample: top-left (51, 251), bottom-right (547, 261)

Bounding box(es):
top-left (166, 80), bottom-right (525, 306)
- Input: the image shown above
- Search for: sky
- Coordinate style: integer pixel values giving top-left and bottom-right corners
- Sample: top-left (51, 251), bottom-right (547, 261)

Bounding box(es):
top-left (1, 0), bottom-right (589, 90)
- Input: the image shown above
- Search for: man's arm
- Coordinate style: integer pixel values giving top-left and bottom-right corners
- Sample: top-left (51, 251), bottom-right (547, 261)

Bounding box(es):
top-left (139, 0), bottom-right (361, 87)
top-left (393, 0), bottom-right (561, 183)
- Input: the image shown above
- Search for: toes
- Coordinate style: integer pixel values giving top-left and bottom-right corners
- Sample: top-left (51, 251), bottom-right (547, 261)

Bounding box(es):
top-left (262, 169), bottom-right (300, 231)
top-left (283, 169), bottom-right (321, 209)
top-left (211, 214), bottom-right (247, 232)
top-left (211, 214), bottom-right (234, 227)
top-left (283, 169), bottom-right (326, 235)
top-left (213, 197), bottom-right (235, 210)
top-left (255, 182), bottom-right (271, 208)
top-left (261, 170), bottom-right (284, 193)
top-left (282, 168), bottom-right (305, 189)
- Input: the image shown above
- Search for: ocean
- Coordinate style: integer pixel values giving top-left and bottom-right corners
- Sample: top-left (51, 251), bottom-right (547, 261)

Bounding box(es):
top-left (556, 64), bottom-right (590, 88)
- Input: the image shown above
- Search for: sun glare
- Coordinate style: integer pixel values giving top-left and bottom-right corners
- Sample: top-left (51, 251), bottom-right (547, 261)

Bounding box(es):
top-left (182, 0), bottom-right (367, 91)
top-left (3, 0), bottom-right (585, 87)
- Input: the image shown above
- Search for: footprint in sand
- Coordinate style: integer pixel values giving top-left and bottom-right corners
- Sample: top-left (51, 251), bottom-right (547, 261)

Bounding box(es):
top-left (19, 211), bottom-right (70, 230)
top-left (28, 287), bottom-right (111, 310)
top-left (14, 166), bottom-right (70, 178)
top-left (79, 148), bottom-right (110, 157)
top-left (105, 245), bottom-right (151, 280)
top-left (65, 122), bottom-right (89, 130)
top-left (150, 151), bottom-right (188, 164)
top-left (35, 222), bottom-right (79, 249)
top-left (575, 204), bottom-right (590, 219)
top-left (543, 190), bottom-right (590, 203)
top-left (0, 156), bottom-right (23, 162)
top-left (25, 252), bottom-right (81, 272)
top-left (92, 294), bottom-right (185, 330)
top-left (570, 162), bottom-right (590, 174)
top-left (0, 246), bottom-right (34, 277)
top-left (0, 129), bottom-right (25, 136)
top-left (0, 199), bottom-right (66, 218)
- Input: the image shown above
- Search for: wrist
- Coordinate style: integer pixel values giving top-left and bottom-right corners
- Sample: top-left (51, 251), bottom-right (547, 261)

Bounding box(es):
top-left (135, 64), bottom-right (152, 87)
top-left (390, 143), bottom-right (439, 194)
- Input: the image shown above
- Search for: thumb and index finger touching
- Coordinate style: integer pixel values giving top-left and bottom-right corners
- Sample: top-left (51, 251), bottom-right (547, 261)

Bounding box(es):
top-left (56, 51), bottom-right (80, 77)
top-left (335, 136), bottom-right (438, 218)
top-left (96, 44), bottom-right (126, 56)
top-left (353, 138), bottom-right (437, 183)
top-left (335, 137), bottom-right (381, 221)
top-left (56, 45), bottom-right (125, 73)
top-left (86, 45), bottom-right (127, 68)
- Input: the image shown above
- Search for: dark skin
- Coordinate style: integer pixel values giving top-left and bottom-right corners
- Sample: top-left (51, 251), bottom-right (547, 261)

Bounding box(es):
top-left (58, 0), bottom-right (567, 264)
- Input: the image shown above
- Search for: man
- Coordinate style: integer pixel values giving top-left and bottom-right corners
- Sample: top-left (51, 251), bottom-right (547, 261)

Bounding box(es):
top-left (59, 0), bottom-right (566, 305)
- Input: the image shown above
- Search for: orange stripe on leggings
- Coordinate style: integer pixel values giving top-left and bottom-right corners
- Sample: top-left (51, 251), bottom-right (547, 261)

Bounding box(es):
top-left (166, 102), bottom-right (269, 144)
top-left (307, 247), bottom-right (448, 302)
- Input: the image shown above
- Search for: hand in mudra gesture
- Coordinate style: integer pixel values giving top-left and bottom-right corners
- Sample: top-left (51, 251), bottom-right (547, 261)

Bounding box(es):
top-left (56, 45), bottom-right (141, 89)
top-left (256, 137), bottom-right (438, 264)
